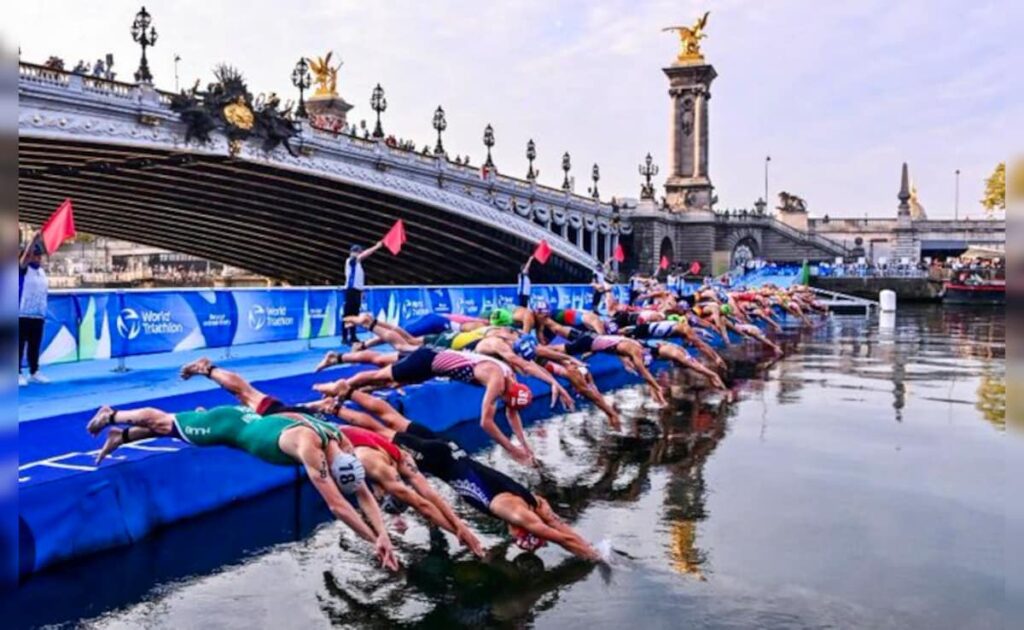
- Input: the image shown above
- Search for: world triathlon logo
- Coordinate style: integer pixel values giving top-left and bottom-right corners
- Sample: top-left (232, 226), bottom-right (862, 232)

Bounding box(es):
top-left (116, 308), bottom-right (142, 340)
top-left (248, 304), bottom-right (267, 330)
top-left (248, 303), bottom-right (293, 330)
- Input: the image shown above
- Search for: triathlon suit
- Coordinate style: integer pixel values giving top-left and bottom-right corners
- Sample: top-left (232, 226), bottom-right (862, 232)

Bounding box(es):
top-left (552, 309), bottom-right (583, 327)
top-left (391, 348), bottom-right (510, 384)
top-left (613, 310), bottom-right (640, 329)
top-left (563, 329), bottom-right (624, 355)
top-left (449, 330), bottom-right (486, 351)
top-left (432, 350), bottom-right (511, 383)
top-left (172, 405), bottom-right (340, 465)
top-left (629, 321), bottom-right (677, 339)
top-left (637, 310), bottom-right (661, 325)
top-left (393, 433), bottom-right (537, 516)
top-left (422, 330), bottom-right (460, 349)
top-left (403, 313), bottom-right (455, 337)
top-left (341, 426), bottom-right (403, 463)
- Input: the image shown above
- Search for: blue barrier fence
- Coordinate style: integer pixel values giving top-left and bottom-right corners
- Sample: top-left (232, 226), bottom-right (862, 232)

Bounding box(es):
top-left (35, 284), bottom-right (627, 366)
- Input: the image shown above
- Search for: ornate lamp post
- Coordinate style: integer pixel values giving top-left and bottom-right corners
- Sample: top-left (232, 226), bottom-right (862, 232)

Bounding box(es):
top-left (130, 6), bottom-right (158, 84)
top-left (591, 163), bottom-right (601, 199)
top-left (639, 152), bottom-right (659, 199)
top-left (525, 139), bottom-right (537, 181)
top-left (370, 83), bottom-right (387, 139)
top-left (432, 106), bottom-right (447, 156)
top-left (561, 152), bottom-right (572, 191)
top-left (482, 124), bottom-right (495, 169)
top-left (291, 58), bottom-right (311, 119)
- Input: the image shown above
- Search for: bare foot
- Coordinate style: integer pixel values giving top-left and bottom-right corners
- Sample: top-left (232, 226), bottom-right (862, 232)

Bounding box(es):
top-left (313, 381), bottom-right (344, 397)
top-left (180, 357), bottom-right (212, 380)
top-left (87, 406), bottom-right (115, 436)
top-left (315, 351), bottom-right (340, 373)
top-left (94, 427), bottom-right (124, 464)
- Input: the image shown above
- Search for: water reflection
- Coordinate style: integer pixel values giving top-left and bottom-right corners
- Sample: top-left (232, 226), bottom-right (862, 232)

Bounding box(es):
top-left (11, 305), bottom-right (1005, 629)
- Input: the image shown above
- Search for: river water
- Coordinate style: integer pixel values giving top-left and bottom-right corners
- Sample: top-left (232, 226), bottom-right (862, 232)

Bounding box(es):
top-left (12, 306), bottom-right (1010, 629)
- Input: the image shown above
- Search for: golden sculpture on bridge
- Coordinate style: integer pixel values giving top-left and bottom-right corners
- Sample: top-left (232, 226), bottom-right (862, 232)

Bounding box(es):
top-left (663, 11), bottom-right (710, 64)
top-left (308, 52), bottom-right (342, 97)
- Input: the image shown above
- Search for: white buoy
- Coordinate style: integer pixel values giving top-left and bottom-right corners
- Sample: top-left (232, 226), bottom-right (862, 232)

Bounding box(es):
top-left (879, 289), bottom-right (897, 313)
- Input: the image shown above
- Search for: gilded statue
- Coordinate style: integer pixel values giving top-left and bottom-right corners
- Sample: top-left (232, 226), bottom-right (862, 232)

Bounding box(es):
top-left (663, 11), bottom-right (710, 64)
top-left (222, 95), bottom-right (254, 130)
top-left (308, 52), bottom-right (342, 97)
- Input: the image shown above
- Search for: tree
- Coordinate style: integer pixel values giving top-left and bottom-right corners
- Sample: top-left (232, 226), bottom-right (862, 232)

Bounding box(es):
top-left (981, 162), bottom-right (1005, 216)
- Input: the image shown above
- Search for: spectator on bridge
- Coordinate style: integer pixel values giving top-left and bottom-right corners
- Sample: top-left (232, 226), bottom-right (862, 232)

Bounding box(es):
top-left (517, 254), bottom-right (533, 308)
top-left (19, 234), bottom-right (50, 386)
top-left (342, 241), bottom-right (384, 346)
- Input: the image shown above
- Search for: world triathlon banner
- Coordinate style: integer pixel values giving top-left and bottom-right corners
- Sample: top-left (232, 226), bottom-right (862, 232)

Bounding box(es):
top-left (32, 284), bottom-right (626, 366)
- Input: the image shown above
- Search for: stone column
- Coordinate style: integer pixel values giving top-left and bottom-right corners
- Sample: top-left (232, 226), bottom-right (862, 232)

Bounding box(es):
top-left (663, 63), bottom-right (717, 212)
top-left (893, 162), bottom-right (919, 263)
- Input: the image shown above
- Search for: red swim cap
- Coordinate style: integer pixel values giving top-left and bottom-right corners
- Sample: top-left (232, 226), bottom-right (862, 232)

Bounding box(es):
top-left (505, 382), bottom-right (533, 409)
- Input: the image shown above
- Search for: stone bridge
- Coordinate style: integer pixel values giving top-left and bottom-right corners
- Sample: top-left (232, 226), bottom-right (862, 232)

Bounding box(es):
top-left (18, 62), bottom-right (627, 285)
top-left (21, 43), bottom-right (944, 284)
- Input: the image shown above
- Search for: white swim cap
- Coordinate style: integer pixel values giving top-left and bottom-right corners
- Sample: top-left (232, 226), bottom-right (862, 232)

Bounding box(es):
top-left (331, 452), bottom-right (365, 495)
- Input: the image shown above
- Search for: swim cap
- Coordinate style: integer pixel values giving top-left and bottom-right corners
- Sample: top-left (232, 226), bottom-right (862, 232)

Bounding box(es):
top-left (510, 525), bottom-right (548, 551)
top-left (721, 304), bottom-right (733, 316)
top-left (513, 336), bottom-right (538, 361)
top-left (505, 382), bottom-right (533, 409)
top-left (490, 308), bottom-right (514, 327)
top-left (380, 494), bottom-right (410, 515)
top-left (330, 452), bottom-right (365, 495)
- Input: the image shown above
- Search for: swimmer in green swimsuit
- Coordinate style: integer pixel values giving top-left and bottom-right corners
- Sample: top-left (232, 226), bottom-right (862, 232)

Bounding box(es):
top-left (86, 403), bottom-right (400, 571)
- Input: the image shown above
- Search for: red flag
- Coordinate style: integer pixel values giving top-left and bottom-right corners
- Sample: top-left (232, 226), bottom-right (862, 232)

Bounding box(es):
top-left (689, 261), bottom-right (701, 275)
top-left (613, 243), bottom-right (625, 263)
top-left (41, 198), bottom-right (76, 254)
top-left (533, 240), bottom-right (552, 265)
top-left (382, 219), bottom-right (407, 255)
top-left (659, 255), bottom-right (669, 270)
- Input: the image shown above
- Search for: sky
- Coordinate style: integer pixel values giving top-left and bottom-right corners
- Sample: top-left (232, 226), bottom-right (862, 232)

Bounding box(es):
top-left (10, 0), bottom-right (1021, 218)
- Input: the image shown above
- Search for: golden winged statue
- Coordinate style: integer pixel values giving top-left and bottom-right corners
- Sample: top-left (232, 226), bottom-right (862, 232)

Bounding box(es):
top-left (663, 11), bottom-right (710, 63)
top-left (308, 52), bottom-right (342, 97)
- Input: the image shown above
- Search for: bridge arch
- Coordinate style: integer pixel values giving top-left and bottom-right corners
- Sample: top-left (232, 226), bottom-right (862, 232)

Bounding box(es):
top-left (659, 235), bottom-right (675, 269)
top-left (16, 63), bottom-right (624, 285)
top-left (731, 236), bottom-right (759, 268)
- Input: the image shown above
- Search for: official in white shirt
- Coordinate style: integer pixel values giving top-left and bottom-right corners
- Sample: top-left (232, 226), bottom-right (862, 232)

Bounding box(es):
top-left (342, 240), bottom-right (383, 345)
top-left (19, 236), bottom-right (50, 386)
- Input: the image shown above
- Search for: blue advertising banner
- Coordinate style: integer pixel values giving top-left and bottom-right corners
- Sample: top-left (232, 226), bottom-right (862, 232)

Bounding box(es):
top-left (305, 289), bottom-right (337, 340)
top-left (231, 290), bottom-right (305, 346)
top-left (35, 294), bottom-right (79, 366)
top-left (44, 284), bottom-right (613, 365)
top-left (74, 292), bottom-right (121, 360)
top-left (117, 291), bottom-right (215, 356)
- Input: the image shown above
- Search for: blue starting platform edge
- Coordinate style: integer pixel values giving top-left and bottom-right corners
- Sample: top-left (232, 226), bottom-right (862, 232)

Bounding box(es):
top-left (18, 317), bottom-right (789, 580)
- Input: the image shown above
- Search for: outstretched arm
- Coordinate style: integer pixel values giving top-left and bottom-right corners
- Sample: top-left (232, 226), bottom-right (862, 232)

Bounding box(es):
top-left (499, 348), bottom-right (574, 410)
top-left (19, 232), bottom-right (40, 268)
top-left (296, 440), bottom-right (385, 544)
top-left (357, 240), bottom-right (385, 262)
top-left (399, 456), bottom-right (484, 557)
top-left (480, 379), bottom-right (529, 462)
